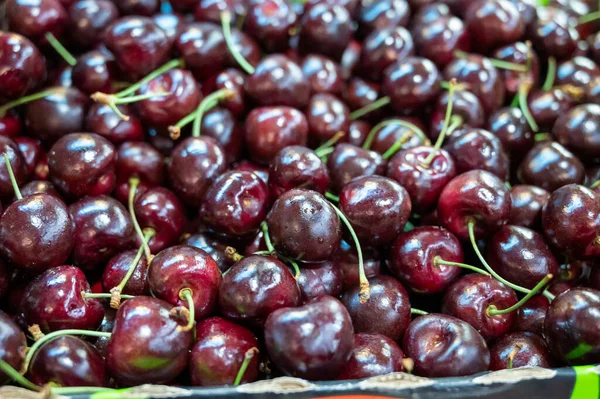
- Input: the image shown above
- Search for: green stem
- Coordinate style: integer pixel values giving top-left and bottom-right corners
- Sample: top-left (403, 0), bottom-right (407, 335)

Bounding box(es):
top-left (362, 119), bottom-right (429, 150)
top-left (454, 50), bottom-right (527, 72)
top-left (233, 348), bottom-right (259, 386)
top-left (350, 97), bottom-right (391, 120)
top-left (44, 32), bottom-right (76, 66)
top-left (325, 192), bottom-right (339, 202)
top-left (83, 293), bottom-right (135, 300)
top-left (382, 133), bottom-right (411, 159)
top-left (113, 92), bottom-right (169, 104)
top-left (518, 84), bottom-right (539, 132)
top-left (314, 131), bottom-right (345, 154)
top-left (0, 89), bottom-right (57, 117)
top-left (487, 274), bottom-right (553, 316)
top-left (410, 308), bottom-right (428, 315)
top-left (590, 180), bottom-right (600, 190)
top-left (315, 146), bottom-right (335, 159)
top-left (422, 79), bottom-right (458, 165)
top-left (506, 345), bottom-right (521, 370)
top-left (179, 288), bottom-right (195, 331)
top-left (434, 256), bottom-right (490, 276)
top-left (0, 359), bottom-right (40, 391)
top-left (3, 153), bottom-right (22, 200)
top-left (191, 89), bottom-right (234, 137)
top-left (281, 256), bottom-right (300, 279)
top-left (115, 58), bottom-right (184, 99)
top-left (542, 57), bottom-right (557, 92)
top-left (535, 132), bottom-right (551, 141)
top-left (580, 10), bottom-right (600, 24)
top-left (221, 11), bottom-right (255, 74)
top-left (128, 178), bottom-right (152, 262)
top-left (260, 222), bottom-right (276, 254)
top-left (115, 229), bottom-right (155, 294)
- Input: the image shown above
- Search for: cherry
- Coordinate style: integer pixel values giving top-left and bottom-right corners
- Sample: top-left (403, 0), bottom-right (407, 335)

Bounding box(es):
top-left (106, 296), bottom-right (193, 386)
top-left (0, 33), bottom-right (47, 100)
top-left (338, 333), bottom-right (406, 380)
top-left (366, 117), bottom-right (428, 155)
top-left (71, 51), bottom-right (116, 95)
top-left (244, 0), bottom-right (297, 53)
top-left (175, 23), bottom-right (229, 80)
top-left (67, 0), bottom-right (119, 49)
top-left (184, 233), bottom-right (234, 273)
top-left (168, 136), bottom-right (227, 206)
top-left (327, 144), bottom-right (386, 193)
top-left (202, 69), bottom-right (246, 117)
top-left (14, 137), bottom-right (43, 179)
top-left (116, 0), bottom-right (159, 15)
top-left (542, 184), bottom-right (600, 259)
top-left (587, 78), bottom-right (600, 103)
top-left (193, 0), bottom-right (245, 25)
top-left (102, 249), bottom-right (150, 296)
top-left (0, 111), bottom-right (22, 139)
top-left (306, 94), bottom-right (350, 146)
top-left (0, 137), bottom-right (27, 200)
top-left (29, 335), bottom-right (107, 387)
top-left (200, 108), bottom-right (244, 164)
top-left (413, 15), bottom-right (469, 69)
top-left (267, 189), bottom-right (341, 262)
top-left (530, 8), bottom-right (580, 60)
top-left (528, 88), bottom-right (577, 130)
top-left (356, 0), bottom-right (410, 39)
top-left (556, 56), bottom-right (600, 91)
top-left (296, 260), bottom-right (344, 304)
top-left (69, 195), bottom-right (135, 269)
top-left (512, 295), bottom-right (549, 337)
top-left (86, 103), bottom-right (145, 145)
top-left (6, 0), bottom-right (67, 43)
top-left (115, 141), bottom-right (164, 198)
top-left (493, 42), bottom-right (540, 97)
top-left (244, 106), bottom-right (308, 165)
top-left (334, 240), bottom-right (381, 290)
top-left (342, 78), bottom-right (382, 120)
top-left (402, 313), bottom-right (490, 377)
top-left (265, 295), bottom-right (353, 380)
top-left (430, 90), bottom-right (485, 140)
top-left (218, 255), bottom-right (300, 327)
top-left (487, 107), bottom-right (534, 159)
top-left (359, 26), bottom-right (414, 82)
top-left (190, 317), bottom-right (259, 386)
top-left (382, 57), bottom-right (441, 113)
top-left (0, 310), bottom-right (26, 383)
top-left (552, 104), bottom-right (600, 162)
top-left (104, 17), bottom-right (171, 80)
top-left (545, 287), bottom-right (600, 365)
top-left (464, 0), bottom-right (524, 51)
top-left (411, 3), bottom-right (451, 28)
top-left (298, 3), bottom-right (352, 61)
top-left (153, 12), bottom-right (187, 44)
top-left (269, 145), bottom-right (329, 198)
top-left (517, 142), bottom-right (584, 192)
top-left (388, 226), bottom-right (463, 294)
top-left (21, 266), bottom-right (104, 332)
top-left (489, 332), bottom-right (552, 370)
top-left (234, 160), bottom-right (269, 184)
top-left (508, 185), bottom-right (550, 228)
top-left (301, 54), bottom-right (344, 95)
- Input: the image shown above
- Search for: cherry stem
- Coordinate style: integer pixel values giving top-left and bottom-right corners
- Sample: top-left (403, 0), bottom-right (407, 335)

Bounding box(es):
top-left (590, 180), bottom-right (600, 190)
top-left (83, 292), bottom-right (135, 300)
top-left (524, 41), bottom-right (533, 74)
top-left (314, 131), bottom-right (345, 154)
top-left (3, 153), bottom-right (22, 200)
top-left (382, 132), bottom-right (412, 160)
top-left (454, 50), bottom-right (527, 72)
top-left (423, 79), bottom-right (458, 166)
top-left (0, 359), bottom-right (41, 391)
top-left (225, 246), bottom-right (244, 262)
top-left (44, 32), bottom-right (76, 66)
top-left (506, 345), bottom-right (522, 370)
top-left (128, 178), bottom-right (152, 262)
top-left (115, 58), bottom-right (184, 99)
top-left (177, 288), bottom-right (195, 332)
top-left (487, 274), bottom-right (553, 316)
top-left (325, 192), bottom-right (339, 202)
top-left (363, 119), bottom-right (430, 150)
top-left (580, 10), bottom-right (600, 24)
top-left (410, 308), bottom-right (428, 315)
top-left (113, 92), bottom-right (170, 104)
top-left (518, 82), bottom-right (539, 132)
top-left (0, 89), bottom-right (57, 118)
top-left (260, 221), bottom-right (276, 254)
top-left (535, 132), bottom-right (551, 141)
top-left (466, 219), bottom-right (555, 301)
top-left (315, 146), bottom-right (335, 161)
top-left (169, 89), bottom-right (234, 139)
top-left (221, 11), bottom-right (255, 75)
top-left (279, 255), bottom-right (300, 279)
top-left (329, 203), bottom-right (369, 302)
top-left (402, 358), bottom-right (414, 374)
top-left (350, 97), bottom-right (391, 120)
top-left (23, 329), bottom-right (112, 373)
top-left (433, 256), bottom-right (490, 276)
top-left (542, 57), bottom-right (557, 92)
top-left (233, 347), bottom-right (259, 386)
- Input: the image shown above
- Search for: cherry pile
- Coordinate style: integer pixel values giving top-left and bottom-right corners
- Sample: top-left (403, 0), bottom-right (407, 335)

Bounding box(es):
top-left (0, 0), bottom-right (600, 394)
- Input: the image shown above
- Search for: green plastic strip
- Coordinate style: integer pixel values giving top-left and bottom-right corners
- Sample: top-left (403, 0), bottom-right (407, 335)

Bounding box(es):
top-left (571, 365), bottom-right (599, 399)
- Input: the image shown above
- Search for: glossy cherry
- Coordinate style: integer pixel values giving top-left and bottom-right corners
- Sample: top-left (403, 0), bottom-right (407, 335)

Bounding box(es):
top-left (244, 0), bottom-right (297, 52)
top-left (508, 185), bottom-right (550, 228)
top-left (184, 233), bottom-right (234, 273)
top-left (413, 15), bottom-right (469, 69)
top-left (67, 0), bottom-right (119, 49)
top-left (552, 104), bottom-right (600, 162)
top-left (334, 240), bottom-right (381, 290)
top-left (175, 22), bottom-right (229, 80)
top-left (489, 332), bottom-right (552, 370)
top-left (0, 32), bottom-right (46, 100)
top-left (202, 69), bottom-right (246, 117)
top-left (464, 0), bottom-right (524, 50)
top-left (327, 144), bottom-right (386, 193)
top-left (512, 295), bottom-right (549, 337)
top-left (367, 117), bottom-right (427, 155)
top-left (382, 57), bottom-right (441, 113)
top-left (338, 333), bottom-right (406, 380)
top-left (71, 51), bottom-right (116, 95)
top-left (356, 0), bottom-right (410, 39)
top-left (487, 107), bottom-right (534, 159)
top-left (493, 42), bottom-right (540, 97)
top-left (0, 310), bottom-right (26, 383)
top-left (269, 145), bottom-right (329, 198)
top-left (200, 107), bottom-right (244, 164)
top-left (530, 8), bottom-right (579, 60)
top-left (0, 137), bottom-right (27, 200)
top-left (86, 103), bottom-right (145, 145)
top-left (429, 90), bottom-right (485, 141)
top-left (114, 141), bottom-right (165, 201)
top-left (306, 93), bottom-right (350, 146)
top-left (518, 142), bottom-right (584, 192)
top-left (301, 54), bottom-right (344, 95)
top-left (298, 3), bottom-right (352, 61)
top-left (528, 88), bottom-right (577, 130)
top-left (102, 249), bottom-right (150, 296)
top-left (359, 26), bottom-right (414, 82)
top-left (6, 0), bottom-right (67, 43)
top-left (296, 261), bottom-right (344, 304)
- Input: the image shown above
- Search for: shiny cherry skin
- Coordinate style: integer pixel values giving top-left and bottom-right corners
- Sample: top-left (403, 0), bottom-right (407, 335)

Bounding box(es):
top-left (342, 276), bottom-right (411, 341)
top-left (244, 106), bottom-right (308, 165)
top-left (402, 313), bottom-right (490, 377)
top-left (184, 233), bottom-right (234, 273)
top-left (430, 90), bottom-right (485, 140)
top-left (193, 0), bottom-right (246, 25)
top-left (29, 336), bottom-right (107, 387)
top-left (338, 333), bottom-right (405, 380)
top-left (508, 185), bottom-right (550, 228)
top-left (0, 194), bottom-right (73, 273)
top-left (269, 145), bottom-right (329, 198)
top-left (234, 160), bottom-right (269, 184)
top-left (530, 8), bottom-right (579, 60)
top-left (71, 51), bottom-right (116, 95)
top-left (265, 295), bottom-right (353, 380)
top-left (267, 189), bottom-right (341, 262)
top-left (528, 88), bottom-right (577, 130)
top-left (244, 0), bottom-right (297, 52)
top-left (21, 266), bottom-right (104, 332)
top-left (552, 104), bottom-right (600, 162)
top-left (15, 136), bottom-right (44, 178)
top-left (388, 226), bottom-right (463, 294)
top-left (437, 169), bottom-right (512, 240)
top-left (67, 0), bottom-right (119, 49)
top-left (306, 93), bottom-right (350, 145)
top-left (489, 332), bottom-right (552, 370)
top-left (493, 42), bottom-right (540, 97)
top-left (0, 32), bottom-right (46, 99)
top-left (174, 23), bottom-right (228, 80)
top-left (545, 287), bottom-right (600, 364)
top-left (301, 54), bottom-right (343, 95)
top-left (342, 77), bottom-right (382, 119)
top-left (202, 69), bottom-right (246, 117)
top-left (245, 55), bottom-right (310, 109)
top-left (116, 0), bottom-right (159, 15)
top-left (367, 117), bottom-right (427, 155)
top-left (200, 171), bottom-right (270, 239)
top-left (411, 3), bottom-right (451, 29)
top-left (135, 187), bottom-right (186, 253)
top-left (0, 311), bottom-right (26, 383)
top-left (224, 27), bottom-right (262, 71)
top-left (512, 295), bottom-right (549, 337)
top-left (115, 142), bottom-right (165, 199)
top-left (6, 0), bottom-right (67, 43)
top-left (359, 26), bottom-right (414, 82)
top-left (102, 249), bottom-right (150, 296)
top-left (327, 144), bottom-right (386, 193)
top-left (148, 245), bottom-right (222, 320)
top-left (106, 296), bottom-right (193, 386)
top-left (334, 240), bottom-right (381, 290)
top-left (69, 195), bottom-right (135, 269)
top-left (387, 147), bottom-right (457, 214)
top-left (86, 103), bottom-right (145, 145)
top-left (339, 175), bottom-right (411, 248)
top-left (382, 57), bottom-right (441, 113)
top-left (104, 17), bottom-right (171, 79)
top-left (356, 0), bottom-right (410, 39)
top-left (299, 3), bottom-right (352, 61)
top-left (487, 107), bottom-right (534, 159)
top-left (168, 136), bottom-right (227, 206)
top-left (190, 316), bottom-right (259, 386)
top-left (48, 133), bottom-right (116, 199)
top-left (25, 87), bottom-right (88, 145)
top-left (18, 181), bottom-right (60, 200)
top-left (518, 142), bottom-right (584, 192)
top-left (200, 107), bottom-right (244, 164)
top-left (0, 137), bottom-right (26, 200)
top-left (218, 255), bottom-right (300, 327)
top-left (464, 0), bottom-right (524, 50)
top-left (296, 260), bottom-right (344, 304)
top-left (413, 16), bottom-right (469, 69)
top-left (556, 56), bottom-right (600, 91)
top-left (542, 184), bottom-right (600, 259)
top-left (487, 225), bottom-right (558, 290)
top-left (0, 111), bottom-right (22, 139)
top-left (153, 12), bottom-right (186, 45)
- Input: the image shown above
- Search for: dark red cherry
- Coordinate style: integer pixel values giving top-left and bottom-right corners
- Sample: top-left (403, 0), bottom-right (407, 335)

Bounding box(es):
top-left (244, 0), bottom-right (297, 53)
top-left (387, 147), bottom-right (457, 214)
top-left (267, 189), bottom-right (341, 262)
top-left (153, 12), bottom-right (186, 45)
top-left (234, 160), bottom-right (269, 184)
top-left (200, 108), bottom-right (244, 163)
top-left (106, 296), bottom-right (193, 386)
top-left (86, 103), bottom-right (144, 145)
top-left (542, 184), bottom-right (600, 259)
top-left (487, 107), bottom-right (534, 159)
top-left (67, 0), bottom-right (119, 49)
top-left (334, 240), bottom-right (381, 290)
top-left (225, 25), bottom-right (262, 70)
top-left (269, 145), bottom-right (329, 198)
top-left (298, 3), bottom-right (352, 61)
top-left (104, 17), bottom-right (171, 79)
top-left (383, 57), bottom-right (441, 113)
top-left (218, 255), bottom-right (300, 326)
top-left (29, 336), bottom-right (107, 387)
top-left (202, 69), bottom-right (246, 117)
top-left (116, 142), bottom-right (164, 188)
top-left (22, 266), bottom-right (104, 332)
top-left (168, 136), bottom-right (226, 206)
top-left (342, 276), bottom-right (410, 341)
top-left (184, 233), bottom-right (234, 273)
top-left (0, 137), bottom-right (27, 199)
top-left (194, 0), bottom-right (246, 25)
top-left (302, 0), bottom-right (359, 15)
top-left (338, 333), bottom-right (405, 380)
top-left (356, 0), bottom-right (410, 39)
top-left (367, 117), bottom-right (427, 155)
top-left (528, 88), bottom-right (577, 130)
top-left (530, 8), bottom-right (579, 60)
top-left (19, 181), bottom-right (60, 199)
top-left (69, 195), bottom-right (135, 269)
top-left (0, 33), bottom-right (46, 100)
top-left (306, 94), bottom-right (350, 145)
top-left (518, 142), bottom-right (584, 192)
top-left (465, 0), bottom-right (524, 51)
top-left (200, 171), bottom-right (270, 239)
top-left (245, 55), bottom-right (311, 109)
top-left (489, 332), bottom-right (552, 370)
top-left (0, 310), bottom-right (26, 383)
top-left (72, 51), bottom-right (116, 95)
top-left (327, 144), bottom-right (386, 193)
top-left (102, 249), bottom-right (150, 295)
top-left (359, 26), bottom-right (414, 82)
top-left (6, 0), bottom-right (67, 43)
top-left (296, 260), bottom-right (344, 304)
top-left (413, 15), bottom-right (469, 69)
top-left (25, 87), bottom-right (88, 145)
top-left (342, 77), bottom-right (382, 120)
top-left (190, 316), bottom-right (259, 386)
top-left (265, 295), bottom-right (353, 380)
top-left (175, 23), bottom-right (228, 80)
top-left (0, 111), bottom-right (22, 139)
top-left (493, 42), bottom-right (540, 97)
top-left (437, 169), bottom-right (512, 240)
top-left (15, 136), bottom-right (42, 178)
top-left (508, 185), bottom-right (550, 228)
top-left (116, 0), bottom-right (159, 15)
top-left (545, 287), bottom-right (600, 364)
top-left (301, 54), bottom-right (343, 95)
top-left (388, 226), bottom-right (463, 294)
top-left (512, 295), bottom-right (549, 337)
top-left (556, 56), bottom-right (600, 91)
top-left (430, 90), bottom-right (485, 140)
top-left (411, 3), bottom-right (451, 28)
top-left (403, 313), bottom-right (490, 377)
top-left (552, 104), bottom-right (600, 162)
top-left (244, 106), bottom-right (308, 165)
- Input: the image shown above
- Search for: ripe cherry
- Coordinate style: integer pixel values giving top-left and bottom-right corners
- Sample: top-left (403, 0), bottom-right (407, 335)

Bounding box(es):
top-left (489, 332), bottom-right (552, 370)
top-left (338, 333), bottom-right (406, 380)
top-left (518, 142), bottom-right (584, 192)
top-left (269, 145), bottom-right (329, 198)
